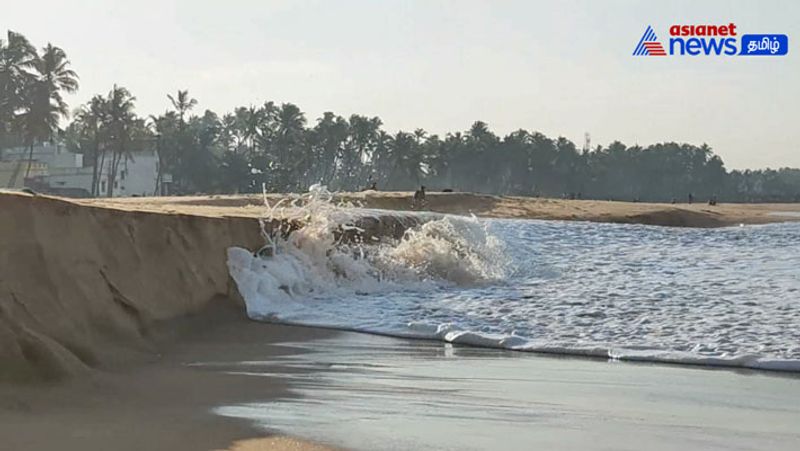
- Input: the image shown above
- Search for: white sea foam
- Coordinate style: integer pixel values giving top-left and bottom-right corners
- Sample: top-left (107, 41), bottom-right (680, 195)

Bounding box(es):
top-left (228, 187), bottom-right (800, 373)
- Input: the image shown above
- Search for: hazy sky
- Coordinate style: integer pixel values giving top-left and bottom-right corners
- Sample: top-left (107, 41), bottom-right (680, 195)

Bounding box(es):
top-left (4, 0), bottom-right (799, 169)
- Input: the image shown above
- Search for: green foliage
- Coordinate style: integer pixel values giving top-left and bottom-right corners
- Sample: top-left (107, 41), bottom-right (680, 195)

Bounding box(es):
top-left (0, 32), bottom-right (79, 181)
top-left (3, 29), bottom-right (800, 202)
top-left (47, 91), bottom-right (800, 202)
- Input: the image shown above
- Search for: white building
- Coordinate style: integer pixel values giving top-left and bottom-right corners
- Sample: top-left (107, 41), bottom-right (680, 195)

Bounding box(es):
top-left (96, 149), bottom-right (165, 197)
top-left (46, 166), bottom-right (95, 195)
top-left (1, 142), bottom-right (82, 169)
top-left (1, 143), bottom-right (168, 197)
top-left (1, 143), bottom-right (89, 194)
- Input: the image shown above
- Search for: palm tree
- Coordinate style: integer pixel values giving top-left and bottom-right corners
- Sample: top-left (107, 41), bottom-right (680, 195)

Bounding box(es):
top-left (166, 90), bottom-right (198, 191)
top-left (103, 85), bottom-right (135, 197)
top-left (22, 43), bottom-right (79, 178)
top-left (36, 44), bottom-right (78, 101)
top-left (254, 101), bottom-right (277, 156)
top-left (310, 112), bottom-right (349, 185)
top-left (0, 31), bottom-right (36, 147)
top-left (73, 95), bottom-right (107, 195)
top-left (392, 131), bottom-right (424, 188)
top-left (345, 115), bottom-right (381, 187)
top-left (234, 105), bottom-right (266, 158)
top-left (275, 103), bottom-right (305, 163)
top-left (167, 89), bottom-right (197, 126)
top-left (273, 103), bottom-right (306, 188)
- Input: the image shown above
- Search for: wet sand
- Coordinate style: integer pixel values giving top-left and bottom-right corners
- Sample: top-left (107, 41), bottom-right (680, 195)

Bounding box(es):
top-left (0, 307), bottom-right (338, 451)
top-left (6, 311), bottom-right (798, 451)
top-left (213, 331), bottom-right (800, 451)
top-left (3, 295), bottom-right (799, 451)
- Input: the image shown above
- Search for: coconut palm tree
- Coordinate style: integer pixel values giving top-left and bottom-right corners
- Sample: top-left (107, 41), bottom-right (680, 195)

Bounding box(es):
top-left (345, 115), bottom-right (381, 187)
top-left (165, 90), bottom-right (198, 191)
top-left (0, 30), bottom-right (36, 147)
top-left (233, 105), bottom-right (266, 158)
top-left (73, 95), bottom-right (107, 195)
top-left (103, 85), bottom-right (135, 196)
top-left (167, 89), bottom-right (197, 126)
top-left (271, 103), bottom-right (306, 189)
top-left (22, 43), bottom-right (79, 178)
top-left (36, 44), bottom-right (78, 102)
top-left (274, 102), bottom-right (305, 163)
top-left (310, 112), bottom-right (349, 185)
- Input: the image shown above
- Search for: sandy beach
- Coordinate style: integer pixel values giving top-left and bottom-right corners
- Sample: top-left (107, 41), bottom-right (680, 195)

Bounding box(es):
top-left (2, 190), bottom-right (800, 450)
top-left (77, 191), bottom-right (800, 228)
top-left (216, 331), bottom-right (800, 451)
top-left (3, 2), bottom-right (800, 448)
top-left (0, 304), bottom-right (338, 451)
top-left (4, 307), bottom-right (798, 451)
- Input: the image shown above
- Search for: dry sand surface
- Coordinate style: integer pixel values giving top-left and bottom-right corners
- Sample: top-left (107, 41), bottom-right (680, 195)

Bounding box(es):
top-left (78, 191), bottom-right (800, 228)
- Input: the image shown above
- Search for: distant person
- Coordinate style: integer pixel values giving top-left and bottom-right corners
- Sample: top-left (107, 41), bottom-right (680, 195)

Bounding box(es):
top-left (688, 193), bottom-right (694, 204)
top-left (412, 185), bottom-right (426, 209)
top-left (362, 175), bottom-right (377, 191)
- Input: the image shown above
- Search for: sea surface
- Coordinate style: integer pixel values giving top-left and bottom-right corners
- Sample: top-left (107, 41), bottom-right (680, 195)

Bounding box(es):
top-left (211, 332), bottom-right (800, 451)
top-left (228, 200), bottom-right (800, 372)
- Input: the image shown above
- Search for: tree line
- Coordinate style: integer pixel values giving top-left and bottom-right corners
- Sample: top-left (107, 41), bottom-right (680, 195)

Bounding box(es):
top-left (2, 30), bottom-right (799, 202)
top-left (0, 30), bottom-right (78, 181)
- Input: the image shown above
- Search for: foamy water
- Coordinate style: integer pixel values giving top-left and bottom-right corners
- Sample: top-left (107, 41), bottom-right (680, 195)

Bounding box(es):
top-left (227, 190), bottom-right (800, 372)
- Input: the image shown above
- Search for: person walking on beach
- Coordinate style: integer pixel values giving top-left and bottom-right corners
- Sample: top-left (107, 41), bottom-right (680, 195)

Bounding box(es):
top-left (412, 185), bottom-right (426, 209)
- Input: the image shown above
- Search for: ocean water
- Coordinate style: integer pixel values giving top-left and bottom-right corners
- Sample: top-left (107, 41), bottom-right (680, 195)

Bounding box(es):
top-left (227, 191), bottom-right (800, 372)
top-left (211, 332), bottom-right (800, 451)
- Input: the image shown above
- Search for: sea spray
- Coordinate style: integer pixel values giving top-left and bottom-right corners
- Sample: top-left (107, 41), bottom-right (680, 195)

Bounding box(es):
top-left (228, 185), bottom-right (509, 321)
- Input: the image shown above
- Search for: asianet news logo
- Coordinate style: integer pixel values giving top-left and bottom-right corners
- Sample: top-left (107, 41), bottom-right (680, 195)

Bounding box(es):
top-left (633, 23), bottom-right (788, 56)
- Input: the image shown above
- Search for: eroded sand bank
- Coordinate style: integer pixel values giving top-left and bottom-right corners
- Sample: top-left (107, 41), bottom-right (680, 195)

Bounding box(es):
top-left (0, 192), bottom-right (263, 382)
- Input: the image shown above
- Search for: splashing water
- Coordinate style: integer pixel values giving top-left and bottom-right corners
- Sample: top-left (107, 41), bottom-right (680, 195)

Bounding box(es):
top-left (228, 187), bottom-right (800, 372)
top-left (228, 185), bottom-right (509, 322)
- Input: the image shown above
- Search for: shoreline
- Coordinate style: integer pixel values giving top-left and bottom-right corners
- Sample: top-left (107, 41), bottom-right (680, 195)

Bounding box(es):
top-left (201, 327), bottom-right (800, 451)
top-left (0, 305), bottom-right (339, 451)
top-left (4, 307), bottom-right (798, 451)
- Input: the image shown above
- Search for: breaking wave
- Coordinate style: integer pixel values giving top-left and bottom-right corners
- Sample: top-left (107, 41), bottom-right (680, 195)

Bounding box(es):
top-left (228, 186), bottom-right (800, 373)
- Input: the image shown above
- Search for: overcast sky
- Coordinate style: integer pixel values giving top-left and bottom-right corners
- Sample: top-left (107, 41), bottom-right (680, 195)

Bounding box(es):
top-left (4, 0), bottom-right (798, 169)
